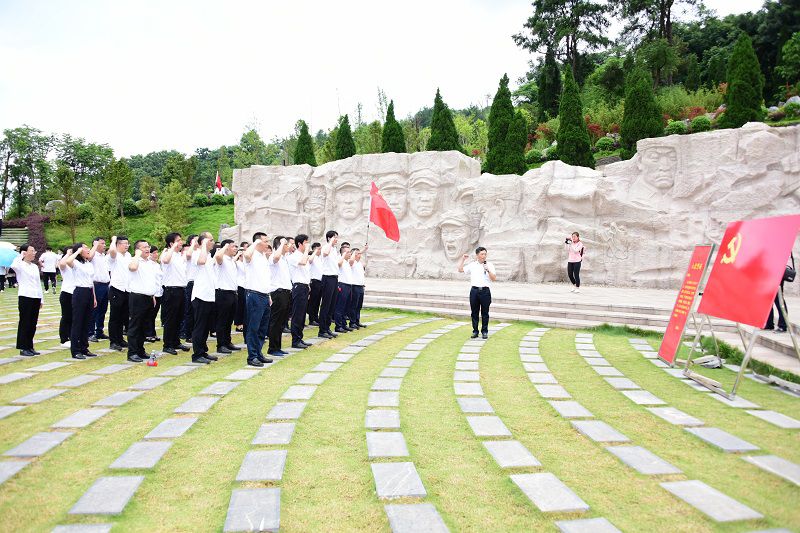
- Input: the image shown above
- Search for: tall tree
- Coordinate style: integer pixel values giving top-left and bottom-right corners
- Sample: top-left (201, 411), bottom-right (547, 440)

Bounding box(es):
top-left (103, 158), bottom-right (135, 219)
top-left (1, 126), bottom-right (53, 216)
top-left (507, 111), bottom-right (529, 175)
top-left (537, 49), bottom-right (562, 121)
top-left (485, 74), bottom-right (515, 173)
top-left (718, 33), bottom-right (764, 128)
top-left (619, 0), bottom-right (703, 46)
top-left (233, 129), bottom-right (272, 168)
top-left (776, 31), bottom-right (800, 86)
top-left (86, 183), bottom-right (119, 238)
top-left (513, 0), bottom-right (611, 75)
top-left (683, 52), bottom-right (701, 90)
top-left (381, 101), bottom-right (406, 153)
top-left (57, 135), bottom-right (114, 188)
top-left (294, 120), bottom-right (317, 166)
top-left (335, 115), bottom-right (357, 160)
top-left (53, 161), bottom-right (80, 242)
top-left (427, 89), bottom-right (463, 152)
top-left (151, 179), bottom-right (192, 244)
top-left (620, 67), bottom-right (663, 157)
top-left (556, 69), bottom-right (594, 168)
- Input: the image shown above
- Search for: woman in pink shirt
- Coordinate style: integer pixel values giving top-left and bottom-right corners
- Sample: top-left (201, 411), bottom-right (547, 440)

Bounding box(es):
top-left (565, 232), bottom-right (585, 293)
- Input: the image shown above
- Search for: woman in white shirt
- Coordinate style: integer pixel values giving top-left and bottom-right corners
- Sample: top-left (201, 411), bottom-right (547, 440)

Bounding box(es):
top-left (11, 244), bottom-right (44, 356)
top-left (58, 246), bottom-right (75, 346)
top-left (62, 242), bottom-right (97, 359)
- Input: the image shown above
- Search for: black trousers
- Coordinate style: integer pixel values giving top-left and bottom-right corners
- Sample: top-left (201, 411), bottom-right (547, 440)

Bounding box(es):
top-left (59, 291), bottom-right (73, 343)
top-left (161, 286), bottom-right (185, 349)
top-left (767, 281), bottom-right (787, 330)
top-left (191, 298), bottom-right (215, 358)
top-left (318, 275), bottom-right (338, 334)
top-left (182, 280), bottom-right (195, 340)
top-left (17, 296), bottom-right (40, 350)
top-left (350, 285), bottom-right (365, 326)
top-left (108, 286), bottom-right (129, 346)
top-left (567, 261), bottom-right (582, 287)
top-left (42, 272), bottom-right (57, 291)
top-left (308, 278), bottom-right (322, 323)
top-left (291, 283), bottom-right (310, 343)
top-left (268, 288), bottom-right (291, 352)
top-left (235, 286), bottom-right (247, 326)
top-left (469, 286), bottom-right (491, 335)
top-left (0, 274), bottom-right (5, 290)
top-left (146, 295), bottom-right (161, 337)
top-left (334, 282), bottom-right (352, 329)
top-left (70, 287), bottom-right (93, 355)
top-left (215, 289), bottom-right (237, 349)
top-left (128, 293), bottom-right (154, 359)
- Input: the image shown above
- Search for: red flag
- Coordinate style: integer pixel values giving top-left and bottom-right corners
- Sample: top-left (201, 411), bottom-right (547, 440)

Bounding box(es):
top-left (369, 182), bottom-right (400, 242)
top-left (215, 171), bottom-right (222, 191)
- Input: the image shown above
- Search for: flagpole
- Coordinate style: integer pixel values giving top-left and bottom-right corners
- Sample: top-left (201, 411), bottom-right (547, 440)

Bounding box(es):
top-left (365, 186), bottom-right (372, 276)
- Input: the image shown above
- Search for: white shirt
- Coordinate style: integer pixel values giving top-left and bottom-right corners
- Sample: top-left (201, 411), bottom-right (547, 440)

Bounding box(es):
top-left (215, 255), bottom-right (238, 291)
top-left (191, 250), bottom-right (216, 302)
top-left (309, 254), bottom-right (323, 281)
top-left (245, 250), bottom-right (273, 294)
top-left (149, 259), bottom-right (164, 297)
top-left (59, 265), bottom-right (75, 294)
top-left (109, 251), bottom-right (132, 292)
top-left (186, 249), bottom-right (199, 282)
top-left (464, 261), bottom-right (495, 288)
top-left (128, 257), bottom-right (159, 296)
top-left (161, 250), bottom-right (188, 287)
top-left (287, 250), bottom-right (311, 285)
top-left (321, 245), bottom-right (340, 276)
top-left (71, 260), bottom-right (95, 288)
top-left (270, 254), bottom-right (292, 290)
top-left (40, 251), bottom-right (58, 273)
top-left (91, 252), bottom-right (110, 283)
top-left (338, 260), bottom-right (353, 284)
top-left (236, 261), bottom-right (246, 288)
top-left (11, 256), bottom-right (43, 301)
top-left (351, 260), bottom-right (365, 286)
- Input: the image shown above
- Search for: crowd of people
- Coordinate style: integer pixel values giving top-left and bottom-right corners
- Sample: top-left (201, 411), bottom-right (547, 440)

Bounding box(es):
top-left (7, 229), bottom-right (368, 367)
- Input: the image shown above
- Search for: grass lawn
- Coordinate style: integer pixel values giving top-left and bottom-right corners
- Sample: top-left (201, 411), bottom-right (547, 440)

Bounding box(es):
top-left (0, 292), bottom-right (797, 532)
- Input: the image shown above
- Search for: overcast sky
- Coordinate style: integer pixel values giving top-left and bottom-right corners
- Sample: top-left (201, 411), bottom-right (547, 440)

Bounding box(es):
top-left (0, 0), bottom-right (764, 157)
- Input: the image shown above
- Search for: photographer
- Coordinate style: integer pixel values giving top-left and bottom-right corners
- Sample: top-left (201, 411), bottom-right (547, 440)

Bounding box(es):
top-left (565, 232), bottom-right (585, 293)
top-left (458, 246), bottom-right (497, 339)
top-left (766, 253), bottom-right (795, 333)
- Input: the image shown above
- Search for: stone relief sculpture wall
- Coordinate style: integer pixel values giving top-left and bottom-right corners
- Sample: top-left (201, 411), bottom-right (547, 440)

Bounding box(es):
top-left (222, 122), bottom-right (800, 293)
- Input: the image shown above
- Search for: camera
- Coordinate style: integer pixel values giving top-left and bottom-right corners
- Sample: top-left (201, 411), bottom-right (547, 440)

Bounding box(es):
top-left (565, 238), bottom-right (571, 244)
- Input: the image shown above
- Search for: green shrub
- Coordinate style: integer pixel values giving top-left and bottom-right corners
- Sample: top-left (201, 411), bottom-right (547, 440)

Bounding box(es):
top-left (594, 137), bottom-right (615, 151)
top-left (690, 115), bottom-right (712, 132)
top-left (210, 194), bottom-right (227, 205)
top-left (135, 198), bottom-right (151, 213)
top-left (122, 198), bottom-right (141, 217)
top-left (585, 100), bottom-right (625, 133)
top-left (225, 194), bottom-right (235, 205)
top-left (193, 193), bottom-right (209, 207)
top-left (784, 102), bottom-right (800, 118)
top-left (664, 120), bottom-right (688, 135)
top-left (525, 149), bottom-right (543, 164)
top-left (75, 203), bottom-right (92, 221)
top-left (544, 145), bottom-right (559, 160)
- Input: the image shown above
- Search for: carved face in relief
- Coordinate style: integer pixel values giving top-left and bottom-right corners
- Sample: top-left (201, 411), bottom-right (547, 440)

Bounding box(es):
top-left (335, 184), bottom-right (363, 220)
top-left (440, 223), bottom-right (470, 261)
top-left (409, 178), bottom-right (438, 218)
top-left (639, 146), bottom-right (678, 190)
top-left (380, 184), bottom-right (408, 220)
top-left (307, 189), bottom-right (326, 236)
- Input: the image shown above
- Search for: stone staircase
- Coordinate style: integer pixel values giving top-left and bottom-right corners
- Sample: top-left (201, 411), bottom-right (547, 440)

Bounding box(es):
top-left (0, 227), bottom-right (29, 246)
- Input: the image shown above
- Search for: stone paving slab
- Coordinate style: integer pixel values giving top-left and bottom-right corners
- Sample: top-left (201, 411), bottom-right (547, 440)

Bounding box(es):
top-left (548, 401), bottom-right (593, 419)
top-left (0, 405), bottom-right (25, 419)
top-left (606, 445), bottom-right (681, 475)
top-left (373, 378), bottom-right (403, 391)
top-left (457, 397), bottom-right (494, 414)
top-left (660, 480), bottom-right (763, 522)
top-left (0, 460), bottom-right (30, 485)
top-left (483, 440), bottom-right (540, 468)
top-left (523, 362), bottom-right (549, 372)
top-left (367, 431), bottom-right (409, 458)
top-left (54, 374), bottom-right (104, 388)
top-left (572, 421), bottom-right (630, 443)
top-left (685, 427), bottom-right (759, 452)
top-left (650, 359), bottom-right (669, 368)
top-left (313, 362), bottom-right (342, 372)
top-left (327, 353), bottom-right (355, 363)
top-left (253, 423), bottom-right (296, 445)
top-left (200, 381), bottom-right (241, 396)
top-left (395, 351), bottom-right (420, 359)
top-left (0, 372), bottom-right (35, 385)
top-left (519, 348), bottom-right (540, 355)
top-left (160, 365), bottom-right (199, 377)
top-left (366, 409), bottom-right (401, 429)
top-left (389, 358), bottom-right (415, 368)
top-left (368, 391), bottom-right (400, 407)
top-left (94, 391), bottom-right (145, 407)
top-left (455, 361), bottom-right (479, 371)
top-left (708, 394), bottom-right (760, 409)
top-left (680, 379), bottom-right (710, 391)
top-left (267, 402), bottom-right (307, 420)
top-left (144, 417), bottom-right (198, 439)
top-left (453, 371), bottom-right (480, 382)
top-left (130, 377), bottom-right (173, 391)
top-left (91, 364), bottom-right (132, 375)
top-left (224, 487), bottom-right (281, 532)
top-left (52, 525), bottom-right (113, 533)
top-left (466, 416), bottom-right (512, 437)
top-left (457, 353), bottom-right (480, 361)
top-left (340, 346), bottom-right (364, 354)
top-left (52, 408), bottom-right (112, 429)
top-left (511, 473), bottom-right (589, 513)
top-left (556, 518), bottom-right (621, 533)
top-left (380, 367), bottom-right (409, 378)
top-left (460, 346), bottom-right (482, 353)
top-left (384, 503), bottom-right (449, 533)
top-left (297, 372), bottom-right (331, 385)
top-left (11, 388), bottom-right (67, 404)
top-left (0, 356), bottom-right (24, 366)
top-left (591, 366), bottom-right (623, 377)
top-left (744, 410), bottom-right (800, 429)
top-left (528, 373), bottom-right (558, 385)
top-left (621, 390), bottom-right (666, 405)
top-left (534, 385), bottom-right (571, 399)
top-left (111, 441), bottom-right (173, 469)
top-left (584, 357), bottom-right (611, 367)
top-left (405, 343), bottom-right (428, 351)
top-left (742, 455), bottom-right (800, 486)
top-left (577, 350), bottom-right (602, 358)
top-left (237, 450), bottom-right (288, 481)
top-left (226, 369), bottom-right (262, 381)
top-left (603, 377), bottom-right (641, 390)
top-left (640, 351), bottom-right (658, 359)
top-left (69, 475), bottom-right (145, 515)
top-left (281, 385), bottom-right (317, 401)
top-left (646, 407), bottom-right (704, 426)
top-left (663, 368), bottom-right (687, 378)
top-left (520, 354), bottom-right (543, 362)
top-left (454, 382), bottom-right (484, 396)
top-left (371, 462), bottom-right (427, 499)
top-left (28, 362), bottom-right (72, 372)
top-left (174, 395), bottom-right (220, 414)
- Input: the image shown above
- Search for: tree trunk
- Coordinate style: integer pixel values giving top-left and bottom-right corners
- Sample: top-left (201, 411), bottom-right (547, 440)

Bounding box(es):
top-left (1, 152), bottom-right (11, 216)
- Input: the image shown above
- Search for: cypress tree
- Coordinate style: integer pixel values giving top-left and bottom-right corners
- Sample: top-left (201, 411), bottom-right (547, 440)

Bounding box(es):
top-left (485, 74), bottom-right (514, 173)
top-left (427, 89), bottom-right (463, 152)
top-left (506, 111), bottom-right (528, 175)
top-left (718, 33), bottom-right (764, 129)
top-left (335, 114), bottom-right (356, 160)
top-left (620, 67), bottom-right (662, 157)
top-left (381, 100), bottom-right (406, 153)
top-left (556, 68), bottom-right (594, 168)
top-left (293, 120), bottom-right (317, 166)
top-left (538, 49), bottom-right (561, 123)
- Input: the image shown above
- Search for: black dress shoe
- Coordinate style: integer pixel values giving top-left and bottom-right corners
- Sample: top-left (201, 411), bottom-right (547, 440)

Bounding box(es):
top-left (282, 327), bottom-right (290, 334)
top-left (205, 353), bottom-right (219, 361)
top-left (96, 333), bottom-right (109, 340)
top-left (291, 342), bottom-right (308, 349)
top-left (110, 343), bottom-right (124, 351)
top-left (163, 347), bottom-right (178, 355)
top-left (72, 353), bottom-right (86, 360)
top-left (83, 351), bottom-right (98, 357)
top-left (226, 344), bottom-right (242, 351)
top-left (30, 350), bottom-right (41, 355)
top-left (319, 331), bottom-right (333, 339)
top-left (178, 344), bottom-right (190, 351)
top-left (218, 346), bottom-right (233, 354)
top-left (20, 350), bottom-right (35, 357)
top-left (471, 332), bottom-right (479, 339)
top-left (309, 321), bottom-right (319, 327)
top-left (257, 354), bottom-right (273, 364)
top-left (89, 335), bottom-right (99, 343)
top-left (247, 358), bottom-right (264, 367)
top-left (267, 350), bottom-right (287, 356)
top-left (334, 327), bottom-right (348, 333)
top-left (482, 333), bottom-right (488, 339)
top-left (349, 324), bottom-right (360, 330)
top-left (128, 355), bottom-right (143, 363)
top-left (119, 340), bottom-right (129, 348)
top-left (356, 323), bottom-right (367, 328)
top-left (300, 340), bottom-right (312, 347)
top-left (192, 356), bottom-right (211, 364)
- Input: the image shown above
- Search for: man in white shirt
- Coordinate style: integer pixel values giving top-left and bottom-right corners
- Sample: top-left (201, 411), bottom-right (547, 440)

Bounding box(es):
top-left (457, 246), bottom-right (497, 339)
top-left (87, 237), bottom-right (111, 342)
top-left (127, 240), bottom-right (158, 362)
top-left (334, 242), bottom-right (354, 333)
top-left (108, 235), bottom-right (132, 351)
top-left (349, 245), bottom-right (367, 329)
top-left (307, 242), bottom-right (323, 326)
top-left (38, 246), bottom-right (59, 294)
top-left (181, 234), bottom-right (200, 342)
top-left (12, 244), bottom-right (44, 356)
top-left (244, 232), bottom-right (274, 367)
top-left (190, 234), bottom-right (217, 364)
top-left (318, 230), bottom-right (342, 339)
top-left (287, 234), bottom-right (314, 349)
top-left (234, 242), bottom-right (249, 333)
top-left (214, 239), bottom-right (241, 354)
top-left (267, 236), bottom-right (291, 356)
top-left (145, 245), bottom-right (164, 342)
top-left (160, 232), bottom-right (190, 355)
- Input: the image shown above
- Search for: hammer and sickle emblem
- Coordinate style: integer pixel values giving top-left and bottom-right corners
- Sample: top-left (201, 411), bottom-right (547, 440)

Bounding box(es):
top-left (721, 233), bottom-right (742, 264)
